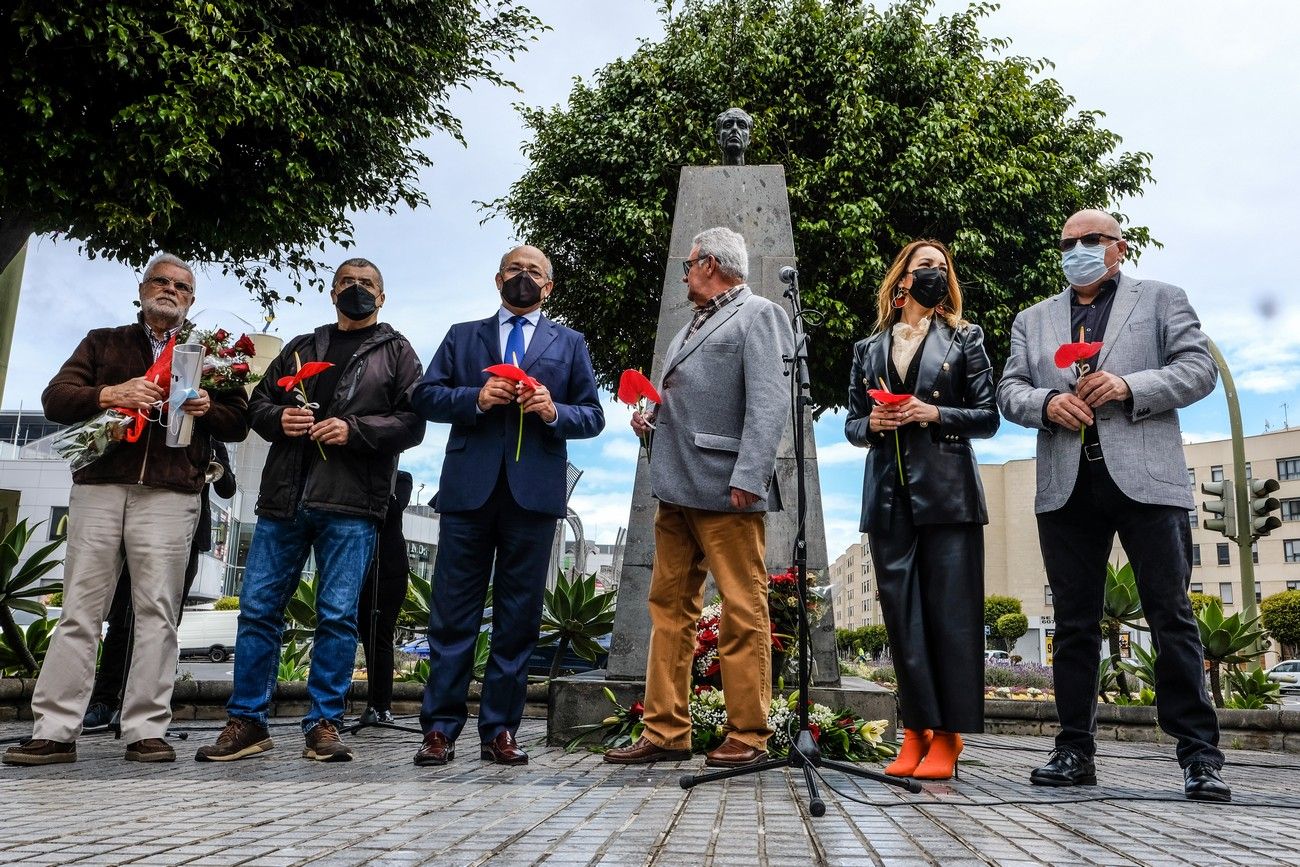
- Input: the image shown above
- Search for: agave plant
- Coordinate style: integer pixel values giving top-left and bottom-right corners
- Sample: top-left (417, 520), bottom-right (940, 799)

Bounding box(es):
top-left (283, 573), bottom-right (318, 644)
top-left (1197, 598), bottom-right (1269, 707)
top-left (0, 615), bottom-right (56, 677)
top-left (1224, 665), bottom-right (1282, 709)
top-left (277, 638), bottom-right (311, 682)
top-left (398, 570), bottom-right (432, 632)
top-left (538, 571), bottom-right (616, 681)
top-left (1116, 641), bottom-right (1159, 693)
top-left (0, 519), bottom-right (65, 675)
top-left (1101, 562), bottom-right (1145, 697)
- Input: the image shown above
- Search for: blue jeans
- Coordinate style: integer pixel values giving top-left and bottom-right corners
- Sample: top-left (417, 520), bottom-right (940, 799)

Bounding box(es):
top-left (228, 507), bottom-right (377, 733)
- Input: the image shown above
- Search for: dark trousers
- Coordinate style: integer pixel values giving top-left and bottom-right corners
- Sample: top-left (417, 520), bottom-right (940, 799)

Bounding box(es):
top-left (1037, 455), bottom-right (1223, 768)
top-left (357, 534), bottom-right (410, 713)
top-left (869, 497), bottom-right (985, 733)
top-left (420, 470), bottom-right (555, 742)
top-left (90, 543), bottom-right (201, 708)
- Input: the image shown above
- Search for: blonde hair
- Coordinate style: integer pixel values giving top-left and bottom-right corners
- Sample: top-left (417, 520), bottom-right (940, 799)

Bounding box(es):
top-left (872, 239), bottom-right (965, 334)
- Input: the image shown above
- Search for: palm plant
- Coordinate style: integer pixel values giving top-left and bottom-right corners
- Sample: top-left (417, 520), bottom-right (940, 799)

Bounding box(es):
top-left (1196, 598), bottom-right (1268, 707)
top-left (0, 519), bottom-right (65, 675)
top-left (538, 571), bottom-right (615, 681)
top-left (1101, 561), bottom-right (1145, 697)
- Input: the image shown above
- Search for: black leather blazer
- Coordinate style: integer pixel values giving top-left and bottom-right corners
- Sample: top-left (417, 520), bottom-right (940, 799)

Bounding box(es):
top-left (845, 319), bottom-right (999, 533)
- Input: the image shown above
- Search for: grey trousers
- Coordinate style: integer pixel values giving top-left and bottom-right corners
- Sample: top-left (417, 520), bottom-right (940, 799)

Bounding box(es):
top-left (31, 483), bottom-right (199, 743)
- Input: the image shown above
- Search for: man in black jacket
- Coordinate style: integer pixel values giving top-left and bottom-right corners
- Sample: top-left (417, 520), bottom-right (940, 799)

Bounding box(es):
top-left (196, 258), bottom-right (424, 763)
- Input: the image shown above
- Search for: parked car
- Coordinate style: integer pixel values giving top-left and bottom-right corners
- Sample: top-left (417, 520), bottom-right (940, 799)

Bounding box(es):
top-left (176, 608), bottom-right (239, 662)
top-left (1266, 660), bottom-right (1300, 693)
top-left (528, 633), bottom-right (612, 677)
top-left (985, 649), bottom-right (1010, 663)
top-left (399, 636), bottom-right (430, 659)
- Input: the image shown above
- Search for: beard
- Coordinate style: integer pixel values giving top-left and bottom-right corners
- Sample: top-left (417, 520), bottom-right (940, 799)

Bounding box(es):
top-left (142, 296), bottom-right (186, 329)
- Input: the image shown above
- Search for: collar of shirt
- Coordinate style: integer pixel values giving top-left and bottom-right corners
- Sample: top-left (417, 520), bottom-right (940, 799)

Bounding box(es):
top-left (141, 320), bottom-right (184, 360)
top-left (498, 306), bottom-right (542, 329)
top-left (1070, 275), bottom-right (1119, 306)
top-left (693, 282), bottom-right (746, 315)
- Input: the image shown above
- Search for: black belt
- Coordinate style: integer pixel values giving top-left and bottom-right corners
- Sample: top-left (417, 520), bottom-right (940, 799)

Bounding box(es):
top-left (1083, 442), bottom-right (1103, 462)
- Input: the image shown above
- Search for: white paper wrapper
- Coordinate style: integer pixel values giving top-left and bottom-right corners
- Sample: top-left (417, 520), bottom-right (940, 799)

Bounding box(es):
top-left (167, 343), bottom-right (205, 448)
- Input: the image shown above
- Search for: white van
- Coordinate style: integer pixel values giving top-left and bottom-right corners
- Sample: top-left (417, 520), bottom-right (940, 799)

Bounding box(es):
top-left (177, 609), bottom-right (240, 662)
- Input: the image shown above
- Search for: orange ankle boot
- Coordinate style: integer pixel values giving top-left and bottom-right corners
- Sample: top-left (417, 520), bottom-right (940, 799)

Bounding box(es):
top-left (913, 731), bottom-right (963, 780)
top-left (884, 728), bottom-right (932, 777)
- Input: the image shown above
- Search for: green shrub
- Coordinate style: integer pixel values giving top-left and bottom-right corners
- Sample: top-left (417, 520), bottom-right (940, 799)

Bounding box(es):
top-left (212, 596), bottom-right (240, 611)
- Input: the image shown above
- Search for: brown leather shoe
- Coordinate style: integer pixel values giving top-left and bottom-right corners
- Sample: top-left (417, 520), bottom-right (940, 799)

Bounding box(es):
top-left (414, 730), bottom-right (455, 767)
top-left (125, 738), bottom-right (175, 763)
top-left (302, 720), bottom-right (353, 762)
top-left (604, 736), bottom-right (692, 765)
top-left (705, 737), bottom-right (768, 768)
top-left (2, 739), bottom-right (76, 766)
top-left (481, 730), bottom-right (528, 765)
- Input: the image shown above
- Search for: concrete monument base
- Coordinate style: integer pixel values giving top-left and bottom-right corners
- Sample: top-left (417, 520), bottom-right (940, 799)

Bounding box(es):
top-left (546, 670), bottom-right (896, 747)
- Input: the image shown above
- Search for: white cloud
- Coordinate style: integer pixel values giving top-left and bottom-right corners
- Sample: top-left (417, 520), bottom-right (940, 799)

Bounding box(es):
top-left (972, 433), bottom-right (1037, 465)
top-left (1182, 431), bottom-right (1230, 445)
top-left (815, 440), bottom-right (865, 466)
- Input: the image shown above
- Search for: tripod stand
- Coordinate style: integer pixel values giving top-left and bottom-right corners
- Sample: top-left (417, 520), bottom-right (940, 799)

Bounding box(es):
top-left (680, 266), bottom-right (919, 815)
top-left (345, 471), bottom-right (422, 737)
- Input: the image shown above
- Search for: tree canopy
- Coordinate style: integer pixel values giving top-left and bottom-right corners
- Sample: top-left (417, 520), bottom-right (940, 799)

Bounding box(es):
top-left (492, 0), bottom-right (1154, 409)
top-left (0, 0), bottom-right (541, 304)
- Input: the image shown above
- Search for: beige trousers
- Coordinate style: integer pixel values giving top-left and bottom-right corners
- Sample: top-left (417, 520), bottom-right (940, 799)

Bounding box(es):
top-left (642, 502), bottom-right (772, 750)
top-left (32, 483), bottom-right (199, 743)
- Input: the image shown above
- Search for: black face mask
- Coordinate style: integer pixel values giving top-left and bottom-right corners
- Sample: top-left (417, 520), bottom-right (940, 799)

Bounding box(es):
top-left (335, 284), bottom-right (378, 321)
top-left (501, 271), bottom-right (543, 308)
top-left (908, 268), bottom-right (948, 309)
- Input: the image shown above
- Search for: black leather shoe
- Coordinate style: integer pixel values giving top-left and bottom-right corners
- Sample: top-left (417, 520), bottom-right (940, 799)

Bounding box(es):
top-left (1184, 761), bottom-right (1231, 802)
top-left (1030, 749), bottom-right (1097, 787)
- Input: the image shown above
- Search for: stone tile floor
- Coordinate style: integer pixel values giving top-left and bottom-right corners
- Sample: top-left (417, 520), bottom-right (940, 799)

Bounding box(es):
top-left (1, 717), bottom-right (1297, 866)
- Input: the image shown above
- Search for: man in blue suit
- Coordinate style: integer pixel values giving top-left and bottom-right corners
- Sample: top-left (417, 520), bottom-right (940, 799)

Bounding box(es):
top-left (413, 244), bottom-right (605, 766)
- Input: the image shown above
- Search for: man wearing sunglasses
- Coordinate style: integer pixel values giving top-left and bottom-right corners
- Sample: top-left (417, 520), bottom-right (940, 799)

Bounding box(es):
top-left (997, 208), bottom-right (1228, 802)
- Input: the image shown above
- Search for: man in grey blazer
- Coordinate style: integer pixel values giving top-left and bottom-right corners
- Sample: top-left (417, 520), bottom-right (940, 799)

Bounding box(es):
top-left (997, 208), bottom-right (1229, 802)
top-left (605, 226), bottom-right (794, 768)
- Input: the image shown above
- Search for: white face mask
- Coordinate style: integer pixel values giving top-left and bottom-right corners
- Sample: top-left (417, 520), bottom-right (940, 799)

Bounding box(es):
top-left (1061, 242), bottom-right (1114, 287)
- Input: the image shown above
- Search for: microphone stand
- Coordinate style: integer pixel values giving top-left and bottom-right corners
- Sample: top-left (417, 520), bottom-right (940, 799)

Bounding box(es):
top-left (679, 266), bottom-right (919, 814)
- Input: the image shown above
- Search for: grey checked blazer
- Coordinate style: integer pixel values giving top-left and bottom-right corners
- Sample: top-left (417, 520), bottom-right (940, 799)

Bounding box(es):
top-left (649, 286), bottom-right (795, 513)
top-left (996, 273), bottom-right (1216, 513)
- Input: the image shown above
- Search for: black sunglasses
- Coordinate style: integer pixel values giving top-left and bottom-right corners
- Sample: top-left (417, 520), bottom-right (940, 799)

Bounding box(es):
top-left (682, 255), bottom-right (713, 275)
top-left (1058, 232), bottom-right (1119, 252)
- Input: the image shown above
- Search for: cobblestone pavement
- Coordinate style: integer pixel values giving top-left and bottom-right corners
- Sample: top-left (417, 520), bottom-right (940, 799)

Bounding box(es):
top-left (2, 717), bottom-right (1298, 866)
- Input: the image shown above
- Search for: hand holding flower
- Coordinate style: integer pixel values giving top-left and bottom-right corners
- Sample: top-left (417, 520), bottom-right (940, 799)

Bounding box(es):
top-left (894, 396), bottom-right (940, 426)
top-left (518, 380), bottom-right (557, 422)
top-left (1076, 370), bottom-right (1130, 407)
top-left (309, 417), bottom-right (350, 446)
top-left (1045, 392), bottom-right (1093, 431)
top-left (281, 406), bottom-right (315, 437)
top-left (478, 375), bottom-right (517, 411)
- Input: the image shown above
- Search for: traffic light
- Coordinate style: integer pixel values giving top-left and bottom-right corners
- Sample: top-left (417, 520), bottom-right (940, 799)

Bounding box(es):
top-left (1248, 477), bottom-right (1283, 539)
top-left (1201, 479), bottom-right (1236, 539)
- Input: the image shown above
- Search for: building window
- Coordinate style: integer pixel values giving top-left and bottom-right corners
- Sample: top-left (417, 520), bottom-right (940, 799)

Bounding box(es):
top-left (1210, 465), bottom-right (1224, 483)
top-left (1246, 462), bottom-right (1253, 481)
top-left (1281, 498), bottom-right (1300, 522)
top-left (1252, 541), bottom-right (1259, 565)
top-left (861, 563), bottom-right (870, 575)
top-left (1188, 510), bottom-right (1199, 529)
top-left (1188, 468), bottom-right (1196, 486)
top-left (1256, 588), bottom-right (1263, 604)
top-left (861, 580), bottom-right (869, 594)
top-left (1217, 543), bottom-right (1230, 566)
top-left (1191, 545), bottom-right (1201, 567)
top-left (1279, 457), bottom-right (1300, 481)
top-left (1288, 581), bottom-right (1300, 592)
top-left (1191, 583), bottom-right (1203, 593)
top-left (1220, 582), bottom-right (1234, 605)
top-left (1045, 585), bottom-right (1054, 606)
top-left (1285, 540), bottom-right (1300, 564)
top-left (48, 506), bottom-right (69, 540)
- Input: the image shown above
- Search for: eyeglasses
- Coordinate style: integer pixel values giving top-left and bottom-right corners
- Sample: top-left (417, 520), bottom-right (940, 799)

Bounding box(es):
top-left (501, 264), bottom-right (549, 281)
top-left (1058, 233), bottom-right (1120, 252)
top-left (337, 277), bottom-right (378, 291)
top-left (682, 255), bottom-right (712, 275)
top-left (144, 275), bottom-right (194, 295)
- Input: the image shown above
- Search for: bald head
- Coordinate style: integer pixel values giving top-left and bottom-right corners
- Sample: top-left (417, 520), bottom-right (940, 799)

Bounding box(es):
top-left (498, 245), bottom-right (552, 281)
top-left (1062, 208), bottom-right (1123, 240)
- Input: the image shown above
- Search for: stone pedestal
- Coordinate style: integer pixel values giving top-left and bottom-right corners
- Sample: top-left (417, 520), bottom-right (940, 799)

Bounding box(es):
top-left (606, 164), bottom-right (838, 686)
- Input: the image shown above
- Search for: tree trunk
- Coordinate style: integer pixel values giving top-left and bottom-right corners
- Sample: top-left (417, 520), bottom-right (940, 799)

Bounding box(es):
top-left (0, 212), bottom-right (33, 275)
top-left (548, 636), bottom-right (570, 682)
top-left (0, 606), bottom-right (39, 675)
top-left (1209, 664), bottom-right (1224, 708)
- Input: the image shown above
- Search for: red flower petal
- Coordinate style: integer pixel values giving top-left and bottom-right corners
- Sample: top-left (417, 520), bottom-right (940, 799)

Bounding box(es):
top-left (617, 369), bottom-right (662, 405)
top-left (484, 363), bottom-right (541, 390)
top-left (279, 360), bottom-right (335, 391)
top-left (867, 388), bottom-right (910, 405)
top-left (1054, 341), bottom-right (1105, 368)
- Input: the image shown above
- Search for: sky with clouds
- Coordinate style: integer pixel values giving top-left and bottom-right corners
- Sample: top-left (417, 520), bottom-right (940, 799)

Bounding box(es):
top-left (8, 0), bottom-right (1300, 558)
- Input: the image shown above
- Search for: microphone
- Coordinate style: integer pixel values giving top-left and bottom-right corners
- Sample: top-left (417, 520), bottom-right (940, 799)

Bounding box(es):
top-left (779, 266), bottom-right (798, 284)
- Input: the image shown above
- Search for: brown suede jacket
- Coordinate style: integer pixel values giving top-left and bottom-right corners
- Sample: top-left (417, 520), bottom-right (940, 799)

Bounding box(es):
top-left (42, 317), bottom-right (250, 493)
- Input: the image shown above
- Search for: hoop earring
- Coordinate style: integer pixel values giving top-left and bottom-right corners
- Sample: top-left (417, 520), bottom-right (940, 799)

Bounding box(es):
top-left (892, 292), bottom-right (907, 309)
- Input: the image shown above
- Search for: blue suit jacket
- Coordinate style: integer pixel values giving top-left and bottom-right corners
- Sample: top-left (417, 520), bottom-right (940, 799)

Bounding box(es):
top-left (414, 313), bottom-right (605, 518)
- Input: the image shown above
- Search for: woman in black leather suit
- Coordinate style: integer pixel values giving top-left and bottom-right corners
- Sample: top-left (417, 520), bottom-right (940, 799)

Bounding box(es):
top-left (845, 240), bottom-right (999, 780)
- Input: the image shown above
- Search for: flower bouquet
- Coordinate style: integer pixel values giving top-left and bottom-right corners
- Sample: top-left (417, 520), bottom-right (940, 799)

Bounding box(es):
top-left (182, 326), bottom-right (262, 393)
